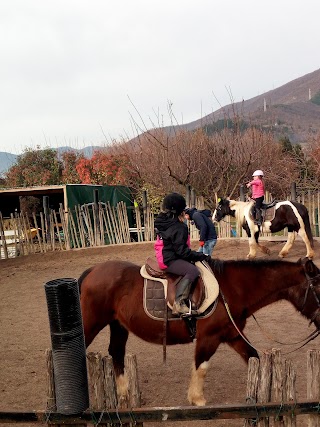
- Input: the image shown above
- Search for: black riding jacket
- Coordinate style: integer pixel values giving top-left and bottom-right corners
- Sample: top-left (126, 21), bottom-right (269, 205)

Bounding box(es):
top-left (154, 212), bottom-right (207, 266)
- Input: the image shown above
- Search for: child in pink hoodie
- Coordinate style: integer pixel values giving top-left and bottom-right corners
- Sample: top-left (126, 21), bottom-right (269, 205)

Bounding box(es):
top-left (247, 170), bottom-right (265, 224)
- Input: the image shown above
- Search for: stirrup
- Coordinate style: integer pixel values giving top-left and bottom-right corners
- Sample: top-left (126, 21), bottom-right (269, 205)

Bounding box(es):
top-left (180, 300), bottom-right (192, 318)
top-left (172, 300), bottom-right (192, 317)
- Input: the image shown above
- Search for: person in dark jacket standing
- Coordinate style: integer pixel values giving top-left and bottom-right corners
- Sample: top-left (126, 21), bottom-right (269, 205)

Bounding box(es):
top-left (184, 207), bottom-right (217, 256)
top-left (154, 192), bottom-right (208, 316)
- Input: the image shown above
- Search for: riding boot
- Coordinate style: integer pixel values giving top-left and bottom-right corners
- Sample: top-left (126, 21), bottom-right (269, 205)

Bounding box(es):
top-left (172, 278), bottom-right (193, 316)
top-left (255, 209), bottom-right (262, 225)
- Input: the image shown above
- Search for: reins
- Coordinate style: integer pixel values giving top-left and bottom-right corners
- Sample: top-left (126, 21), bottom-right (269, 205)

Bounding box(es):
top-left (219, 289), bottom-right (259, 352)
top-left (220, 273), bottom-right (320, 355)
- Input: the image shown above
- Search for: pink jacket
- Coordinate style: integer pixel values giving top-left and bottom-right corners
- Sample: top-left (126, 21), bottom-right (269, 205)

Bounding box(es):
top-left (154, 235), bottom-right (191, 270)
top-left (249, 178), bottom-right (265, 199)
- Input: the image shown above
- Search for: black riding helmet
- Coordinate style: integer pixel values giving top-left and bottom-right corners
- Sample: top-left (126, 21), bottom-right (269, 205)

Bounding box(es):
top-left (162, 192), bottom-right (186, 216)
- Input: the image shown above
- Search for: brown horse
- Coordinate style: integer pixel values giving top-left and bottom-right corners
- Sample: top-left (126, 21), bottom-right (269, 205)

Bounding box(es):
top-left (79, 257), bottom-right (320, 406)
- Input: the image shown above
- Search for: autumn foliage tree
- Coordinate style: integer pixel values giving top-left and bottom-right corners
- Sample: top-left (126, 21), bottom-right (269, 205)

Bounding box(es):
top-left (75, 150), bottom-right (132, 185)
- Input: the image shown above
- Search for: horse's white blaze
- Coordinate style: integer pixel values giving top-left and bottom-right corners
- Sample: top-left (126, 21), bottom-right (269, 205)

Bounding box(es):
top-left (116, 374), bottom-right (129, 397)
top-left (187, 362), bottom-right (209, 406)
top-left (212, 208), bottom-right (217, 221)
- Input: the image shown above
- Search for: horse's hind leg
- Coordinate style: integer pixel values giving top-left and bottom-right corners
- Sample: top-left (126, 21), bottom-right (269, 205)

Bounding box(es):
top-left (109, 320), bottom-right (129, 399)
top-left (297, 227), bottom-right (315, 259)
top-left (279, 230), bottom-right (296, 258)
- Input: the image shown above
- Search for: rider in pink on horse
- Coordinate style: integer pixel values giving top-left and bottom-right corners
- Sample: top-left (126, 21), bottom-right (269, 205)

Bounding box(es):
top-left (247, 169), bottom-right (265, 225)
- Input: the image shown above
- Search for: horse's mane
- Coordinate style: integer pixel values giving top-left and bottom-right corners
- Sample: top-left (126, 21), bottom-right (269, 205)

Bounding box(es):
top-left (78, 266), bottom-right (94, 293)
top-left (207, 257), bottom-right (297, 275)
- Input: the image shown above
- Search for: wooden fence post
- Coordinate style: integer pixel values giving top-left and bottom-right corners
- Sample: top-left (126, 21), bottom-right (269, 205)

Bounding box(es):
top-left (245, 357), bottom-right (259, 425)
top-left (290, 183), bottom-right (297, 202)
top-left (282, 360), bottom-right (296, 427)
top-left (271, 348), bottom-right (285, 426)
top-left (307, 350), bottom-right (320, 427)
top-left (257, 351), bottom-right (272, 427)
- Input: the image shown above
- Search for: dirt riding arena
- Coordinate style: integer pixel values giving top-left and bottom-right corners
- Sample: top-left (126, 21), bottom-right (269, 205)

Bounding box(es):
top-left (1, 238), bottom-right (320, 427)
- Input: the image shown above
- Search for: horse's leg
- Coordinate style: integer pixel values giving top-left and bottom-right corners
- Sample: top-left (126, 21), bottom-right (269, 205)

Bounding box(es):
top-left (109, 320), bottom-right (130, 400)
top-left (187, 336), bottom-right (220, 406)
top-left (255, 230), bottom-right (271, 256)
top-left (297, 227), bottom-right (315, 259)
top-left (244, 223), bottom-right (258, 259)
top-left (279, 229), bottom-right (296, 258)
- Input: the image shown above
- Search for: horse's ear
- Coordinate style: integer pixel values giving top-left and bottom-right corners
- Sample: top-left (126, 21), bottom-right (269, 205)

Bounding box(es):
top-left (229, 200), bottom-right (237, 208)
top-left (302, 257), bottom-right (318, 277)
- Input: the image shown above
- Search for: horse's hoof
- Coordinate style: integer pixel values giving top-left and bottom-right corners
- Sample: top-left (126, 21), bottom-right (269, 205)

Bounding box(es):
top-left (279, 252), bottom-right (287, 258)
top-left (189, 397), bottom-right (206, 406)
top-left (265, 248), bottom-right (271, 255)
top-left (247, 254), bottom-right (256, 259)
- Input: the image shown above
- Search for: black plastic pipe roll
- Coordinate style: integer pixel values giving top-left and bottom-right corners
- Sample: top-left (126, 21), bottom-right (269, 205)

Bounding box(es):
top-left (44, 278), bottom-right (89, 414)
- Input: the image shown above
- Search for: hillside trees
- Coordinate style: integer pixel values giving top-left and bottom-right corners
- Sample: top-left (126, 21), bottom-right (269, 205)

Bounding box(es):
top-left (4, 127), bottom-right (316, 207)
top-left (305, 133), bottom-right (320, 186)
top-left (114, 126), bottom-right (299, 206)
top-left (5, 147), bottom-right (63, 187)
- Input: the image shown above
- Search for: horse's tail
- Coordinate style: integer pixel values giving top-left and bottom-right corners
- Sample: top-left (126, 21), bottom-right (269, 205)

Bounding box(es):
top-left (78, 266), bottom-right (94, 293)
top-left (302, 207), bottom-right (314, 248)
top-left (293, 202), bottom-right (314, 248)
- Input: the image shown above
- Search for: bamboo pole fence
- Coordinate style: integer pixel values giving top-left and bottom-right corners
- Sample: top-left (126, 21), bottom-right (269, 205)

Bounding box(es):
top-left (1, 189), bottom-right (320, 259)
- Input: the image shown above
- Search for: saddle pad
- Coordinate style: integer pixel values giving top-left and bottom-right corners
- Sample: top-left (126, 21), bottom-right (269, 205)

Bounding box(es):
top-left (143, 278), bottom-right (218, 321)
top-left (194, 261), bottom-right (219, 314)
top-left (143, 277), bottom-right (179, 321)
top-left (264, 206), bottom-right (276, 222)
top-left (141, 263), bottom-right (219, 319)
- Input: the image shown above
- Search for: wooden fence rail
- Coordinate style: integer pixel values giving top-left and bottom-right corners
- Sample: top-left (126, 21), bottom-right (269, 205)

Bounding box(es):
top-left (1, 349), bottom-right (320, 425)
top-left (1, 401), bottom-right (320, 425)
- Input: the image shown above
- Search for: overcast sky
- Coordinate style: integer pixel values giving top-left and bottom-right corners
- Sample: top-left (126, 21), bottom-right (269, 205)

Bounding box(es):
top-left (0, 0), bottom-right (319, 154)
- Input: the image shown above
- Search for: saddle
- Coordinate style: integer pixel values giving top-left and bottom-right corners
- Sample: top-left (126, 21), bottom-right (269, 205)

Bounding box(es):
top-left (251, 199), bottom-right (277, 224)
top-left (262, 200), bottom-right (277, 210)
top-left (140, 257), bottom-right (219, 319)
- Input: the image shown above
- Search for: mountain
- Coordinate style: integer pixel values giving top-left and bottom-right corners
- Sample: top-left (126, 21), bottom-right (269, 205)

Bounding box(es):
top-left (162, 68), bottom-right (320, 143)
top-left (0, 152), bottom-right (18, 175)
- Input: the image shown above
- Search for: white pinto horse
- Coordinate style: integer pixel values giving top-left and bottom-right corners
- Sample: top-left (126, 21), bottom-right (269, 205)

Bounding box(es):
top-left (213, 198), bottom-right (314, 259)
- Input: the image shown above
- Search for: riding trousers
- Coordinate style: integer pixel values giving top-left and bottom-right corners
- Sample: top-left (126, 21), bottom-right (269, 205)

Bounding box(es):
top-left (254, 196), bottom-right (264, 210)
top-left (165, 259), bottom-right (200, 282)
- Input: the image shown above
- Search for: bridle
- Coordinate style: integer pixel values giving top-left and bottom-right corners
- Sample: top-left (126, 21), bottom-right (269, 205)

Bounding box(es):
top-left (222, 271), bottom-right (320, 355)
top-left (301, 273), bottom-right (320, 321)
top-left (253, 272), bottom-right (320, 353)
